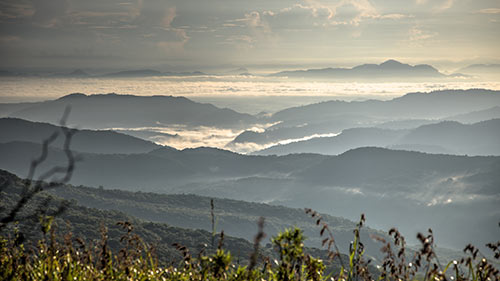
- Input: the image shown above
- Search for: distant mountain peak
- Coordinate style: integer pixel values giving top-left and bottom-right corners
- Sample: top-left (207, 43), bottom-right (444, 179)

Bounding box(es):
top-left (102, 69), bottom-right (162, 77)
top-left (182, 146), bottom-right (237, 155)
top-left (225, 67), bottom-right (249, 75)
top-left (270, 59), bottom-right (447, 79)
top-left (399, 89), bottom-right (499, 99)
top-left (57, 93), bottom-right (87, 100)
top-left (8, 92), bottom-right (257, 129)
top-left (380, 59), bottom-right (404, 66)
top-left (68, 69), bottom-right (89, 76)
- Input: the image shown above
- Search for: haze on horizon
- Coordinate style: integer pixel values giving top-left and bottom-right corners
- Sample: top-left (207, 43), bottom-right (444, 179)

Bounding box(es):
top-left (0, 0), bottom-right (499, 72)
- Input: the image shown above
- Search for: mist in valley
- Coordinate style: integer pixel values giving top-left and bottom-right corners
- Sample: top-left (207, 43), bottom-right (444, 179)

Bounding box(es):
top-left (1, 0), bottom-right (499, 278)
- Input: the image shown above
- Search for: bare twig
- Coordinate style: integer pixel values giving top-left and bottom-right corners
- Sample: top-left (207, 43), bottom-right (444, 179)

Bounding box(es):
top-left (0, 107), bottom-right (78, 231)
top-left (248, 217), bottom-right (266, 271)
top-left (305, 208), bottom-right (346, 270)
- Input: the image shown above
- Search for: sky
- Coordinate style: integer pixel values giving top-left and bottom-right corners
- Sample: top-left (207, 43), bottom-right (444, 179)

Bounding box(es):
top-left (0, 0), bottom-right (499, 71)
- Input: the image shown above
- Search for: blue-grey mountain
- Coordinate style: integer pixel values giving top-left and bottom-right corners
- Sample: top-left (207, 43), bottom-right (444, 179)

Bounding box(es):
top-left (269, 60), bottom-right (457, 80)
top-left (255, 119), bottom-right (500, 156)
top-left (0, 93), bottom-right (258, 129)
top-left (0, 118), bottom-right (160, 154)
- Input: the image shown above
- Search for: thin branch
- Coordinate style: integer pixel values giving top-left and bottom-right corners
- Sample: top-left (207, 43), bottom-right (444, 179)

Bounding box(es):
top-left (0, 106), bottom-right (77, 231)
top-left (248, 217), bottom-right (266, 271)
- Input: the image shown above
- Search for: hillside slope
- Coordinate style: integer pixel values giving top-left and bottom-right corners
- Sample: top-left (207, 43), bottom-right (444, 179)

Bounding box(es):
top-left (0, 141), bottom-right (498, 250)
top-left (256, 119), bottom-right (500, 156)
top-left (0, 118), bottom-right (160, 154)
top-left (232, 89), bottom-right (500, 148)
top-left (1, 93), bottom-right (258, 129)
top-left (0, 170), bottom-right (260, 264)
top-left (47, 181), bottom-right (386, 257)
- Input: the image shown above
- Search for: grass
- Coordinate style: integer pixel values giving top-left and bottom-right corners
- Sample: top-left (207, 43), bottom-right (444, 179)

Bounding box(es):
top-left (0, 210), bottom-right (498, 281)
top-left (1, 114), bottom-right (498, 280)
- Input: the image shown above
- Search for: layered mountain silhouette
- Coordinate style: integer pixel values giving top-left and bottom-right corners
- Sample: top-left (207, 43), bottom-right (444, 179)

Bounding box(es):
top-left (0, 93), bottom-right (258, 129)
top-left (101, 69), bottom-right (206, 77)
top-left (45, 173), bottom-right (386, 257)
top-left (457, 64), bottom-right (500, 80)
top-left (0, 68), bottom-right (206, 78)
top-left (1, 88), bottom-right (499, 253)
top-left (269, 59), bottom-right (460, 80)
top-left (255, 119), bottom-right (500, 156)
top-left (101, 69), bottom-right (163, 77)
top-left (51, 69), bottom-right (91, 78)
top-left (254, 127), bottom-right (407, 156)
top-left (0, 118), bottom-right (160, 154)
top-left (0, 141), bottom-right (498, 249)
top-left (0, 169), bottom-right (277, 264)
top-left (271, 89), bottom-right (500, 121)
top-left (231, 89), bottom-right (500, 148)
top-left (445, 106), bottom-right (500, 124)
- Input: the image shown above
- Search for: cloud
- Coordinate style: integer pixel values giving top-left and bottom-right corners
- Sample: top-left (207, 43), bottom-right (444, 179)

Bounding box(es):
top-left (31, 0), bottom-right (69, 27)
top-left (378, 13), bottom-right (413, 20)
top-left (255, 0), bottom-right (386, 31)
top-left (478, 8), bottom-right (500, 14)
top-left (244, 11), bottom-right (273, 39)
top-left (162, 7), bottom-right (176, 28)
top-left (224, 11), bottom-right (275, 49)
top-left (144, 125), bottom-right (245, 150)
top-left (226, 132), bottom-right (342, 154)
top-left (280, 3), bottom-right (332, 20)
top-left (409, 25), bottom-right (438, 41)
top-left (0, 35), bottom-right (20, 43)
top-left (0, 0), bottom-right (498, 69)
top-left (434, 0), bottom-right (454, 12)
top-left (135, 1), bottom-right (178, 29)
top-left (415, 0), bottom-right (455, 12)
top-left (259, 0), bottom-right (410, 32)
top-left (68, 1), bottom-right (190, 55)
top-left (0, 1), bottom-right (34, 21)
top-left (222, 35), bottom-right (254, 46)
top-left (156, 28), bottom-right (189, 54)
top-left (299, 0), bottom-right (379, 26)
top-left (265, 4), bottom-right (332, 28)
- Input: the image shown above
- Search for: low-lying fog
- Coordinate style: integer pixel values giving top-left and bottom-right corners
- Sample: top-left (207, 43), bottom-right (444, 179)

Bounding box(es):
top-left (2, 76), bottom-right (500, 113)
top-left (2, 76), bottom-right (500, 153)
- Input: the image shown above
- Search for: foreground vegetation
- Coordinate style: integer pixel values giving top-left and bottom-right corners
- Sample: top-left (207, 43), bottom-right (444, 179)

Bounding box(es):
top-left (0, 166), bottom-right (498, 280)
top-left (1, 206), bottom-right (499, 281)
top-left (1, 120), bottom-right (498, 280)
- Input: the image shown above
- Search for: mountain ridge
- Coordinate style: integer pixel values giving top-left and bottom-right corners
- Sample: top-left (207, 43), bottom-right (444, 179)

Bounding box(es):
top-left (230, 89), bottom-right (500, 149)
top-left (0, 93), bottom-right (259, 129)
top-left (254, 119), bottom-right (500, 156)
top-left (0, 140), bottom-right (498, 250)
top-left (269, 59), bottom-right (457, 80)
top-left (0, 117), bottom-right (161, 154)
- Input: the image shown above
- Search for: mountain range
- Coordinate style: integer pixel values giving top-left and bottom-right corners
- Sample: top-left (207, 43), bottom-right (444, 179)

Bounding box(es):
top-left (270, 89), bottom-right (500, 122)
top-left (2, 59), bottom-right (489, 80)
top-left (269, 59), bottom-right (465, 80)
top-left (1, 89), bottom-right (499, 253)
top-left (0, 169), bottom-right (283, 265)
top-left (0, 93), bottom-right (258, 129)
top-left (230, 89), bottom-right (500, 149)
top-left (255, 119), bottom-right (500, 156)
top-left (0, 118), bottom-right (160, 154)
top-left (45, 173), bottom-right (386, 258)
top-left (101, 69), bottom-right (206, 78)
top-left (0, 69), bottom-right (206, 78)
top-left (457, 64), bottom-right (500, 80)
top-left (0, 136), bottom-right (498, 250)
top-left (4, 89), bottom-right (499, 154)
